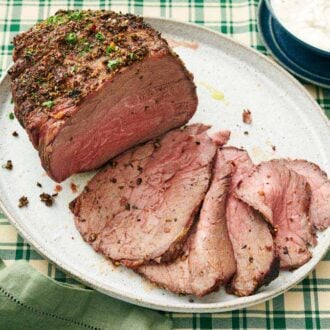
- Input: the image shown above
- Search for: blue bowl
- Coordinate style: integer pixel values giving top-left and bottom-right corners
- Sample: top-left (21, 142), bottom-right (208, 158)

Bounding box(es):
top-left (265, 0), bottom-right (330, 58)
top-left (258, 0), bottom-right (330, 88)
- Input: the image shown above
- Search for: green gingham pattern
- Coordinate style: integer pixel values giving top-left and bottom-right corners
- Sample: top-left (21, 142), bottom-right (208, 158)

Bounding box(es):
top-left (0, 1), bottom-right (329, 329)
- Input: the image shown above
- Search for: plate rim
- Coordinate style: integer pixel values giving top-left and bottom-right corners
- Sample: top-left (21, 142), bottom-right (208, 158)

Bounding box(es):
top-left (0, 17), bottom-right (329, 313)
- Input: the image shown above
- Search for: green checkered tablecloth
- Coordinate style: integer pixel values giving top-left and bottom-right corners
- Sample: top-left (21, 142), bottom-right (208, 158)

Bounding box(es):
top-left (0, 1), bottom-right (329, 329)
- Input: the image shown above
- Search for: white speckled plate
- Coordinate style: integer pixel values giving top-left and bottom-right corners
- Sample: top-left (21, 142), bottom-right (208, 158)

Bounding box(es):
top-left (0, 18), bottom-right (329, 313)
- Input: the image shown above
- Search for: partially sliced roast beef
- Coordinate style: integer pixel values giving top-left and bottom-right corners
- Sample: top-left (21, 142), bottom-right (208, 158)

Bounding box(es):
top-left (279, 160), bottom-right (330, 231)
top-left (222, 147), bottom-right (279, 296)
top-left (9, 10), bottom-right (197, 182)
top-left (236, 160), bottom-right (316, 269)
top-left (70, 124), bottom-right (216, 268)
top-left (138, 150), bottom-right (236, 297)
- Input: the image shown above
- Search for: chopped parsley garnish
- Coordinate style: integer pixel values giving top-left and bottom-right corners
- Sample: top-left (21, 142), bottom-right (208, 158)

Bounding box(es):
top-left (83, 42), bottom-right (91, 52)
top-left (70, 65), bottom-right (77, 73)
top-left (9, 112), bottom-right (14, 120)
top-left (65, 32), bottom-right (78, 44)
top-left (46, 16), bottom-right (56, 25)
top-left (46, 16), bottom-right (54, 25)
top-left (96, 32), bottom-right (105, 41)
top-left (107, 59), bottom-right (121, 70)
top-left (129, 52), bottom-right (137, 60)
top-left (106, 42), bottom-right (117, 54)
top-left (42, 100), bottom-right (54, 108)
top-left (25, 49), bottom-right (34, 58)
top-left (69, 11), bottom-right (83, 20)
top-left (46, 14), bottom-right (66, 25)
top-left (78, 38), bottom-right (91, 54)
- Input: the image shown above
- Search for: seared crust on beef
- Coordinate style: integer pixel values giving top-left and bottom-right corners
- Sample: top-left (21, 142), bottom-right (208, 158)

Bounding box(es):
top-left (10, 10), bottom-right (197, 182)
top-left (262, 256), bottom-right (281, 287)
top-left (10, 10), bottom-right (167, 127)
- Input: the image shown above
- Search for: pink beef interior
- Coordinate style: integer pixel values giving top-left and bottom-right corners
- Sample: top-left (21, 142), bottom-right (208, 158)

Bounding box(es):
top-left (235, 160), bottom-right (316, 269)
top-left (71, 124), bottom-right (216, 268)
top-left (222, 147), bottom-right (279, 296)
top-left (138, 150), bottom-right (236, 297)
top-left (46, 55), bottom-right (197, 182)
top-left (280, 159), bottom-right (330, 231)
top-left (10, 10), bottom-right (198, 182)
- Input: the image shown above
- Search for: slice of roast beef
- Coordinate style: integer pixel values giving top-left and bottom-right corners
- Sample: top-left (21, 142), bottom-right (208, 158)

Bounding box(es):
top-left (138, 150), bottom-right (236, 297)
top-left (9, 10), bottom-right (197, 182)
top-left (222, 147), bottom-right (279, 296)
top-left (235, 160), bottom-right (316, 269)
top-left (210, 130), bottom-right (231, 146)
top-left (279, 160), bottom-right (330, 231)
top-left (70, 124), bottom-right (216, 268)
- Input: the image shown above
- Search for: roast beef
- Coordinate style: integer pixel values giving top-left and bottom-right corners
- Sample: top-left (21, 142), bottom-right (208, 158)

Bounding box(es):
top-left (70, 124), bottom-right (216, 268)
top-left (138, 150), bottom-right (236, 297)
top-left (279, 160), bottom-right (330, 231)
top-left (222, 147), bottom-right (279, 296)
top-left (211, 130), bottom-right (231, 146)
top-left (9, 10), bottom-right (197, 182)
top-left (236, 160), bottom-right (316, 269)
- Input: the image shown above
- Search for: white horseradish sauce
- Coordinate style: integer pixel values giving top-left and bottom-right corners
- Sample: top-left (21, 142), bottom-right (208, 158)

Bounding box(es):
top-left (271, 0), bottom-right (330, 52)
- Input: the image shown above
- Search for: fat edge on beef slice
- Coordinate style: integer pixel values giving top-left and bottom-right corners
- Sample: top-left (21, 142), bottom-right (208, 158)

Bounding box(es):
top-left (279, 159), bottom-right (330, 231)
top-left (138, 150), bottom-right (236, 297)
top-left (9, 10), bottom-right (198, 182)
top-left (221, 147), bottom-right (279, 297)
top-left (70, 124), bottom-right (217, 268)
top-left (235, 159), bottom-right (316, 270)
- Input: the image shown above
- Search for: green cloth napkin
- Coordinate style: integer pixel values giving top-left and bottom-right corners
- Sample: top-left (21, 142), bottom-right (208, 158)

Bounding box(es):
top-left (0, 259), bottom-right (172, 330)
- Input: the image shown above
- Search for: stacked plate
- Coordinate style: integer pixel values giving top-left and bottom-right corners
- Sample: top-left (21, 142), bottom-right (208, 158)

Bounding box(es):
top-left (258, 0), bottom-right (330, 88)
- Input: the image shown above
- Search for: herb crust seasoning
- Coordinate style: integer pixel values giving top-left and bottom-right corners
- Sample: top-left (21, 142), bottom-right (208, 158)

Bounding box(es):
top-left (9, 10), bottom-right (198, 182)
top-left (10, 10), bottom-right (150, 118)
